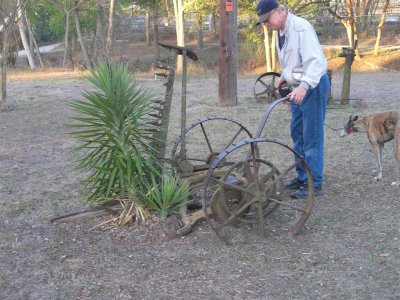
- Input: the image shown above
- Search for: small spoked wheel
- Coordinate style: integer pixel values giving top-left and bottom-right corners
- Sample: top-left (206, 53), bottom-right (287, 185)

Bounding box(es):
top-left (202, 138), bottom-right (315, 242)
top-left (211, 158), bottom-right (282, 224)
top-left (254, 72), bottom-right (281, 103)
top-left (171, 117), bottom-right (253, 173)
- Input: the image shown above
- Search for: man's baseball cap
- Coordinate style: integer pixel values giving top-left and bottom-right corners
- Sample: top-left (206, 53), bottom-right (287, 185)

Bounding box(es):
top-left (256, 0), bottom-right (279, 25)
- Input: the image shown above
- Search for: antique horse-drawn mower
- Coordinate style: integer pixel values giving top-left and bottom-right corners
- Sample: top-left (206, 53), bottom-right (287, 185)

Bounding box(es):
top-left (153, 44), bottom-right (315, 242)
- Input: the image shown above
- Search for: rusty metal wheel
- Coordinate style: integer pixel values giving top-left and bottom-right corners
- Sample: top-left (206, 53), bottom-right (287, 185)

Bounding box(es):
top-left (171, 117), bottom-right (253, 173)
top-left (254, 72), bottom-right (281, 103)
top-left (211, 158), bottom-right (282, 224)
top-left (202, 138), bottom-right (315, 241)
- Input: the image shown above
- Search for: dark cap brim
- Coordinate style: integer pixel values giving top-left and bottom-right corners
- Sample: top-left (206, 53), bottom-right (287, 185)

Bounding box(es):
top-left (256, 12), bottom-right (270, 25)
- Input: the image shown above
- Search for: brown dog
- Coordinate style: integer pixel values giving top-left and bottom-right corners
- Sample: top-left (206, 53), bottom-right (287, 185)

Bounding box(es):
top-left (339, 111), bottom-right (400, 186)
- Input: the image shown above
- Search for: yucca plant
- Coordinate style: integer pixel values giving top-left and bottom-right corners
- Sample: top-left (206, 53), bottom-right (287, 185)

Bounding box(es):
top-left (68, 62), bottom-right (162, 224)
top-left (145, 175), bottom-right (191, 221)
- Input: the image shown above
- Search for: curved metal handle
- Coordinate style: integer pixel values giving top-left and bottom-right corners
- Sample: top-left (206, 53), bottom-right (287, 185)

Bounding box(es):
top-left (254, 96), bottom-right (290, 139)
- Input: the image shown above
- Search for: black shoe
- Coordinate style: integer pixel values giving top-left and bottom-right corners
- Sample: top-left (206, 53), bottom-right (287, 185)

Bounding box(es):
top-left (290, 185), bottom-right (324, 199)
top-left (284, 178), bottom-right (304, 190)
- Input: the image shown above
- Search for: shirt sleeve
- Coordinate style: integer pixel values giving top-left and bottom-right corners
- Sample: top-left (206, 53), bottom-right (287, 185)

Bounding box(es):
top-left (298, 24), bottom-right (327, 89)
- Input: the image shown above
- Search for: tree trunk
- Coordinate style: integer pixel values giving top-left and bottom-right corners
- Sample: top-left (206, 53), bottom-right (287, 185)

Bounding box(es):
top-left (360, 0), bottom-right (367, 32)
top-left (336, 1), bottom-right (358, 105)
top-left (218, 0), bottom-right (227, 105)
top-left (17, 6), bottom-right (36, 69)
top-left (228, 0), bottom-right (238, 106)
top-left (196, 14), bottom-right (203, 49)
top-left (207, 13), bottom-right (217, 37)
top-left (68, 32), bottom-right (75, 68)
top-left (340, 40), bottom-right (358, 104)
top-left (146, 10), bottom-right (151, 46)
top-left (374, 0), bottom-right (389, 55)
top-left (28, 18), bottom-right (34, 51)
top-left (74, 0), bottom-right (92, 68)
top-left (364, 0), bottom-right (374, 32)
top-left (271, 30), bottom-right (277, 71)
top-left (24, 13), bottom-right (44, 68)
top-left (93, 0), bottom-right (105, 61)
top-left (0, 31), bottom-right (8, 111)
top-left (172, 0), bottom-right (184, 72)
top-left (212, 13), bottom-right (217, 38)
top-left (355, 0), bottom-right (361, 35)
top-left (63, 11), bottom-right (71, 68)
top-left (105, 0), bottom-right (116, 60)
top-left (0, 1), bottom-right (29, 110)
top-left (341, 55), bottom-right (353, 104)
top-left (344, 23), bottom-right (354, 47)
top-left (207, 14), bottom-right (212, 32)
top-left (344, 0), bottom-right (356, 48)
top-left (342, 2), bottom-right (361, 58)
top-left (263, 25), bottom-right (271, 72)
top-left (153, 11), bottom-right (160, 59)
top-left (218, 0), bottom-right (237, 106)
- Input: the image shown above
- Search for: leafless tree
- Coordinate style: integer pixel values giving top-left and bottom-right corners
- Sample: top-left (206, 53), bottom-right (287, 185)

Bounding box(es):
top-left (55, 0), bottom-right (77, 68)
top-left (74, 0), bottom-right (92, 68)
top-left (24, 13), bottom-right (44, 68)
top-left (17, 0), bottom-right (35, 68)
top-left (374, 0), bottom-right (389, 55)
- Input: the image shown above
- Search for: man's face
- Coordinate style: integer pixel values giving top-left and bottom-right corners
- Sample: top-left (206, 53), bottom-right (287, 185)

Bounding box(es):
top-left (262, 9), bottom-right (282, 30)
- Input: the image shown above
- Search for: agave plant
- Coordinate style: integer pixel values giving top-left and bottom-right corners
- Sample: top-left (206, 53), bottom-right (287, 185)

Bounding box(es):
top-left (68, 62), bottom-right (162, 223)
top-left (145, 175), bottom-right (191, 221)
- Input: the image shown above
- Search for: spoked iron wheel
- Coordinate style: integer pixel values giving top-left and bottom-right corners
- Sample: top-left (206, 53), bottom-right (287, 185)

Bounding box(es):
top-left (202, 138), bottom-right (315, 242)
top-left (171, 117), bottom-right (253, 173)
top-left (254, 72), bottom-right (281, 103)
top-left (211, 158), bottom-right (282, 224)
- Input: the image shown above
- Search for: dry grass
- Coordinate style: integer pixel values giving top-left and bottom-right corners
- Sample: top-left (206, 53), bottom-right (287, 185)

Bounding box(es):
top-left (1, 70), bottom-right (399, 299)
top-left (326, 47), bottom-right (400, 72)
top-left (8, 68), bottom-right (87, 81)
top-left (1, 28), bottom-right (399, 299)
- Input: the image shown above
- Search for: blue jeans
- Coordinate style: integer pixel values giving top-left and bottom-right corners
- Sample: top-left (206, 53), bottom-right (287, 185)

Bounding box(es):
top-left (290, 74), bottom-right (329, 188)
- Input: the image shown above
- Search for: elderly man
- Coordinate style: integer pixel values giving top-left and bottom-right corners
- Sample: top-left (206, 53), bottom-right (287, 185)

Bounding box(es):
top-left (256, 0), bottom-right (330, 199)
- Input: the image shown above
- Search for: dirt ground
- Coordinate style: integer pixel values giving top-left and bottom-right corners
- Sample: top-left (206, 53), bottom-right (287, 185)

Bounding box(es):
top-left (1, 64), bottom-right (399, 300)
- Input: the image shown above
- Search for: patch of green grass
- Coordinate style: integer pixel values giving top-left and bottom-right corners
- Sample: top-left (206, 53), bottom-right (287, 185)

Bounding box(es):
top-left (88, 282), bottom-right (103, 293)
top-left (309, 216), bottom-right (326, 228)
top-left (2, 234), bottom-right (21, 250)
top-left (375, 242), bottom-right (385, 251)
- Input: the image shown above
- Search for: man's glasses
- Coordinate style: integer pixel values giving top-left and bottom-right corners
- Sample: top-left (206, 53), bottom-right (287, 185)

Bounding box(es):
top-left (263, 9), bottom-right (276, 24)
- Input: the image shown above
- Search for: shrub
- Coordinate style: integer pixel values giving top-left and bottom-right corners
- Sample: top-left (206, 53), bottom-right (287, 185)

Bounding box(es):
top-left (68, 62), bottom-right (162, 223)
top-left (145, 175), bottom-right (191, 221)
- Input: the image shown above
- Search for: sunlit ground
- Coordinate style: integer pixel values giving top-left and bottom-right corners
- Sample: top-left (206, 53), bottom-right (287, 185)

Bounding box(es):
top-left (7, 68), bottom-right (88, 81)
top-left (6, 43), bottom-right (400, 82)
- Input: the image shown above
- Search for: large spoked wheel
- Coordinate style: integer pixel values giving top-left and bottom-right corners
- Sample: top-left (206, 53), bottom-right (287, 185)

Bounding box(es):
top-left (254, 72), bottom-right (281, 103)
top-left (202, 138), bottom-right (315, 242)
top-left (171, 117), bottom-right (253, 173)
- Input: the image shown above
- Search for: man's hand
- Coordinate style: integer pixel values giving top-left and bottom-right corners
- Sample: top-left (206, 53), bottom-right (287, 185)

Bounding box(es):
top-left (276, 76), bottom-right (286, 89)
top-left (289, 86), bottom-right (307, 104)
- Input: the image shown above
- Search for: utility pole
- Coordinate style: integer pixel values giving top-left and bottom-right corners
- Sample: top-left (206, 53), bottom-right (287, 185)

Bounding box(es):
top-left (218, 0), bottom-right (237, 106)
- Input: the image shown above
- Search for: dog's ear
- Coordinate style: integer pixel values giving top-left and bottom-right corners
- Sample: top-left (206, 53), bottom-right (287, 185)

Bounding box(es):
top-left (352, 115), bottom-right (358, 121)
top-left (348, 115), bottom-right (353, 121)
